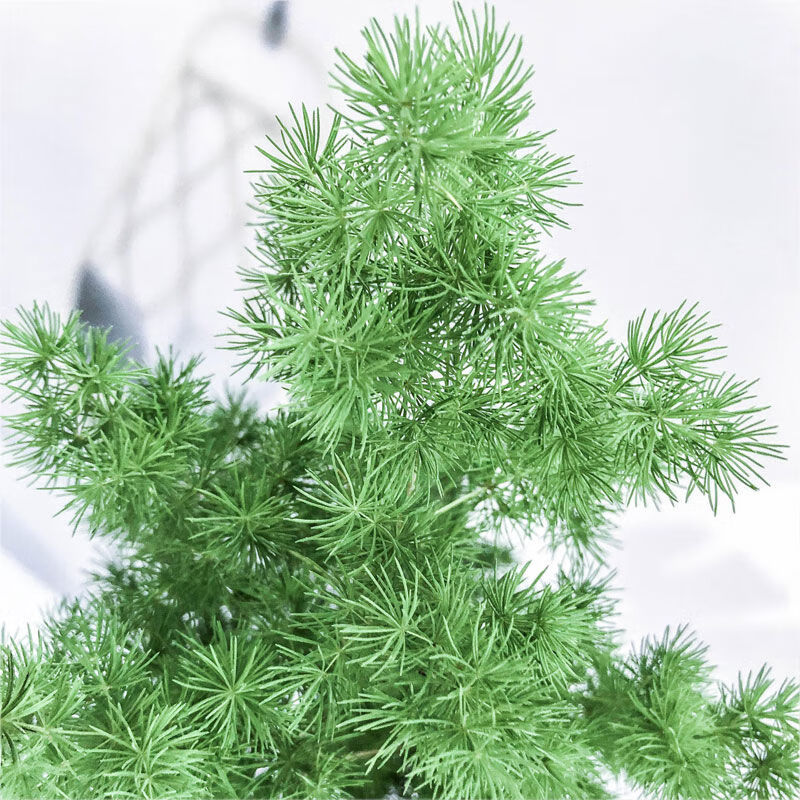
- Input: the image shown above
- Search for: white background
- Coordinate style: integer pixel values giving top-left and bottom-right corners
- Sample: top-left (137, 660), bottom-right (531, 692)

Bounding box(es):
top-left (1, 0), bottom-right (798, 695)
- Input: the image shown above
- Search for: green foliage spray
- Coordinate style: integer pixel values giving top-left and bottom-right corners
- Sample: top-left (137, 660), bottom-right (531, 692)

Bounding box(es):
top-left (1, 6), bottom-right (797, 799)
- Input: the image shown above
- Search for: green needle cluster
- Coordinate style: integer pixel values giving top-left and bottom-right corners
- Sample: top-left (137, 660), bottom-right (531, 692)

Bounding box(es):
top-left (1, 5), bottom-right (797, 798)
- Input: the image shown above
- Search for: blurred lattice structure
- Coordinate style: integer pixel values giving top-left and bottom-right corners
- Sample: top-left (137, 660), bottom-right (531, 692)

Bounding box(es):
top-left (76, 0), bottom-right (323, 388)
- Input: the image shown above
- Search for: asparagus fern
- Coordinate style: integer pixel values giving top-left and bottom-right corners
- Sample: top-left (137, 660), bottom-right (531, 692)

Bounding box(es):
top-left (1, 6), bottom-right (797, 798)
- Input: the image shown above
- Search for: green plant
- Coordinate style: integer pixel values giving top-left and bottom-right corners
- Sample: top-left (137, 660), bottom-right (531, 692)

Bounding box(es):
top-left (1, 6), bottom-right (797, 799)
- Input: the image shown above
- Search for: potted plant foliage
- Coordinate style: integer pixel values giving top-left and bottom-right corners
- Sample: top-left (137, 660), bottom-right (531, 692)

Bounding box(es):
top-left (1, 6), bottom-right (797, 798)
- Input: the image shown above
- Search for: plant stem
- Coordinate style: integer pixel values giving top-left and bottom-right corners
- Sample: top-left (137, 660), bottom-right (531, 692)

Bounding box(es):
top-left (433, 486), bottom-right (486, 517)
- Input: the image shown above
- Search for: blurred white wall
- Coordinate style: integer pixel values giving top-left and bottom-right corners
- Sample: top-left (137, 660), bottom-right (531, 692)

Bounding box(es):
top-left (1, 0), bottom-right (798, 687)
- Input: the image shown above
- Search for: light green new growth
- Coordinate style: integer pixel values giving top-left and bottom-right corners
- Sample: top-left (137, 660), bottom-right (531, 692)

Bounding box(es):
top-left (1, 6), bottom-right (797, 799)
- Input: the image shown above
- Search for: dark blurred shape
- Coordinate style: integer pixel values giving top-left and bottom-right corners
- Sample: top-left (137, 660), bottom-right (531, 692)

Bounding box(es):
top-left (263, 0), bottom-right (288, 48)
top-left (75, 263), bottom-right (146, 362)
